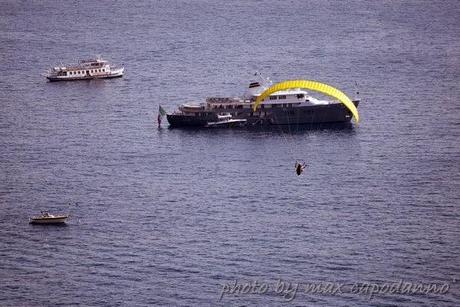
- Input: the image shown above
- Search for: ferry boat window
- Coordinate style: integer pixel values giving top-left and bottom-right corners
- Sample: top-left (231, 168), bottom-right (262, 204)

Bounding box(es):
top-left (279, 95), bottom-right (286, 99)
top-left (297, 94), bottom-right (305, 99)
top-left (102, 69), bottom-right (105, 72)
top-left (269, 96), bottom-right (277, 100)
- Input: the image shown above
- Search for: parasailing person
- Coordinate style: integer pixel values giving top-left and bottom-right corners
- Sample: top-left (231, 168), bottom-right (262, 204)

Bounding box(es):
top-left (295, 161), bottom-right (307, 176)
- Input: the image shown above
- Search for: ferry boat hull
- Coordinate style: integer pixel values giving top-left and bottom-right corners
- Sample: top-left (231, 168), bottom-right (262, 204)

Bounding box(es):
top-left (46, 69), bottom-right (124, 82)
top-left (167, 101), bottom-right (359, 128)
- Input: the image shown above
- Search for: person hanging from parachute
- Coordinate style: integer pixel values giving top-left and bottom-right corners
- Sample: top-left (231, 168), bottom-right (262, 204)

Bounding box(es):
top-left (252, 79), bottom-right (360, 176)
top-left (295, 161), bottom-right (307, 176)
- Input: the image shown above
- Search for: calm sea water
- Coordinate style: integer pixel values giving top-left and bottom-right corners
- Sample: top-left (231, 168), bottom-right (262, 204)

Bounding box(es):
top-left (1, 0), bottom-right (459, 306)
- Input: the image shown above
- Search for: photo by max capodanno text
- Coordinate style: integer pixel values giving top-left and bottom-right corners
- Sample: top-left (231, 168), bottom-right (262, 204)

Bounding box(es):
top-left (218, 279), bottom-right (453, 302)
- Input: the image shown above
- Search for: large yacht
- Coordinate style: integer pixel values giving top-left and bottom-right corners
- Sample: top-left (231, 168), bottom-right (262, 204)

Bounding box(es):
top-left (45, 57), bottom-right (124, 81)
top-left (166, 76), bottom-right (360, 128)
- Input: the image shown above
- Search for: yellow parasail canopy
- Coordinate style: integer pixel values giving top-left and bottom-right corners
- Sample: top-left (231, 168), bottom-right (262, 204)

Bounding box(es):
top-left (253, 80), bottom-right (359, 123)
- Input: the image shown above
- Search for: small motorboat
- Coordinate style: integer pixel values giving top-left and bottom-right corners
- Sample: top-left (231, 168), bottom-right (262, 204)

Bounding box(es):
top-left (29, 211), bottom-right (69, 225)
top-left (205, 113), bottom-right (247, 128)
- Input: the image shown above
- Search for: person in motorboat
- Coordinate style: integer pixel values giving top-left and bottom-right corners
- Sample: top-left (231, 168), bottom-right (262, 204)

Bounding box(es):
top-left (295, 161), bottom-right (307, 176)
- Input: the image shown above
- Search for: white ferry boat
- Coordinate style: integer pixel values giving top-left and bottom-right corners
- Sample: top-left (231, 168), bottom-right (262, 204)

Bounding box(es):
top-left (45, 57), bottom-right (124, 81)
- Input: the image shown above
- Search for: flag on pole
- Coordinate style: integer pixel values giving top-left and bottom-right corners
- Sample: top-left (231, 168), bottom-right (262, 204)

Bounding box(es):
top-left (159, 105), bottom-right (166, 117)
top-left (158, 105), bottom-right (166, 127)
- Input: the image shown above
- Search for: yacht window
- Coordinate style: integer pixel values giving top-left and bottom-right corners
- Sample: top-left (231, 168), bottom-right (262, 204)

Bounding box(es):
top-left (269, 96), bottom-right (277, 100)
top-left (102, 69), bottom-right (105, 72)
top-left (297, 94), bottom-right (304, 99)
top-left (278, 95), bottom-right (286, 99)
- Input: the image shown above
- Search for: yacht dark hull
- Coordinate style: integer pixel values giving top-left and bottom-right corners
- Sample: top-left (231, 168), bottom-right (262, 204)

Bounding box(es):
top-left (167, 101), bottom-right (359, 128)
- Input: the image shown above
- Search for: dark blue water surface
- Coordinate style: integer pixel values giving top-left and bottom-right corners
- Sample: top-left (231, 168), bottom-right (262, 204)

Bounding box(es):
top-left (1, 0), bottom-right (459, 306)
